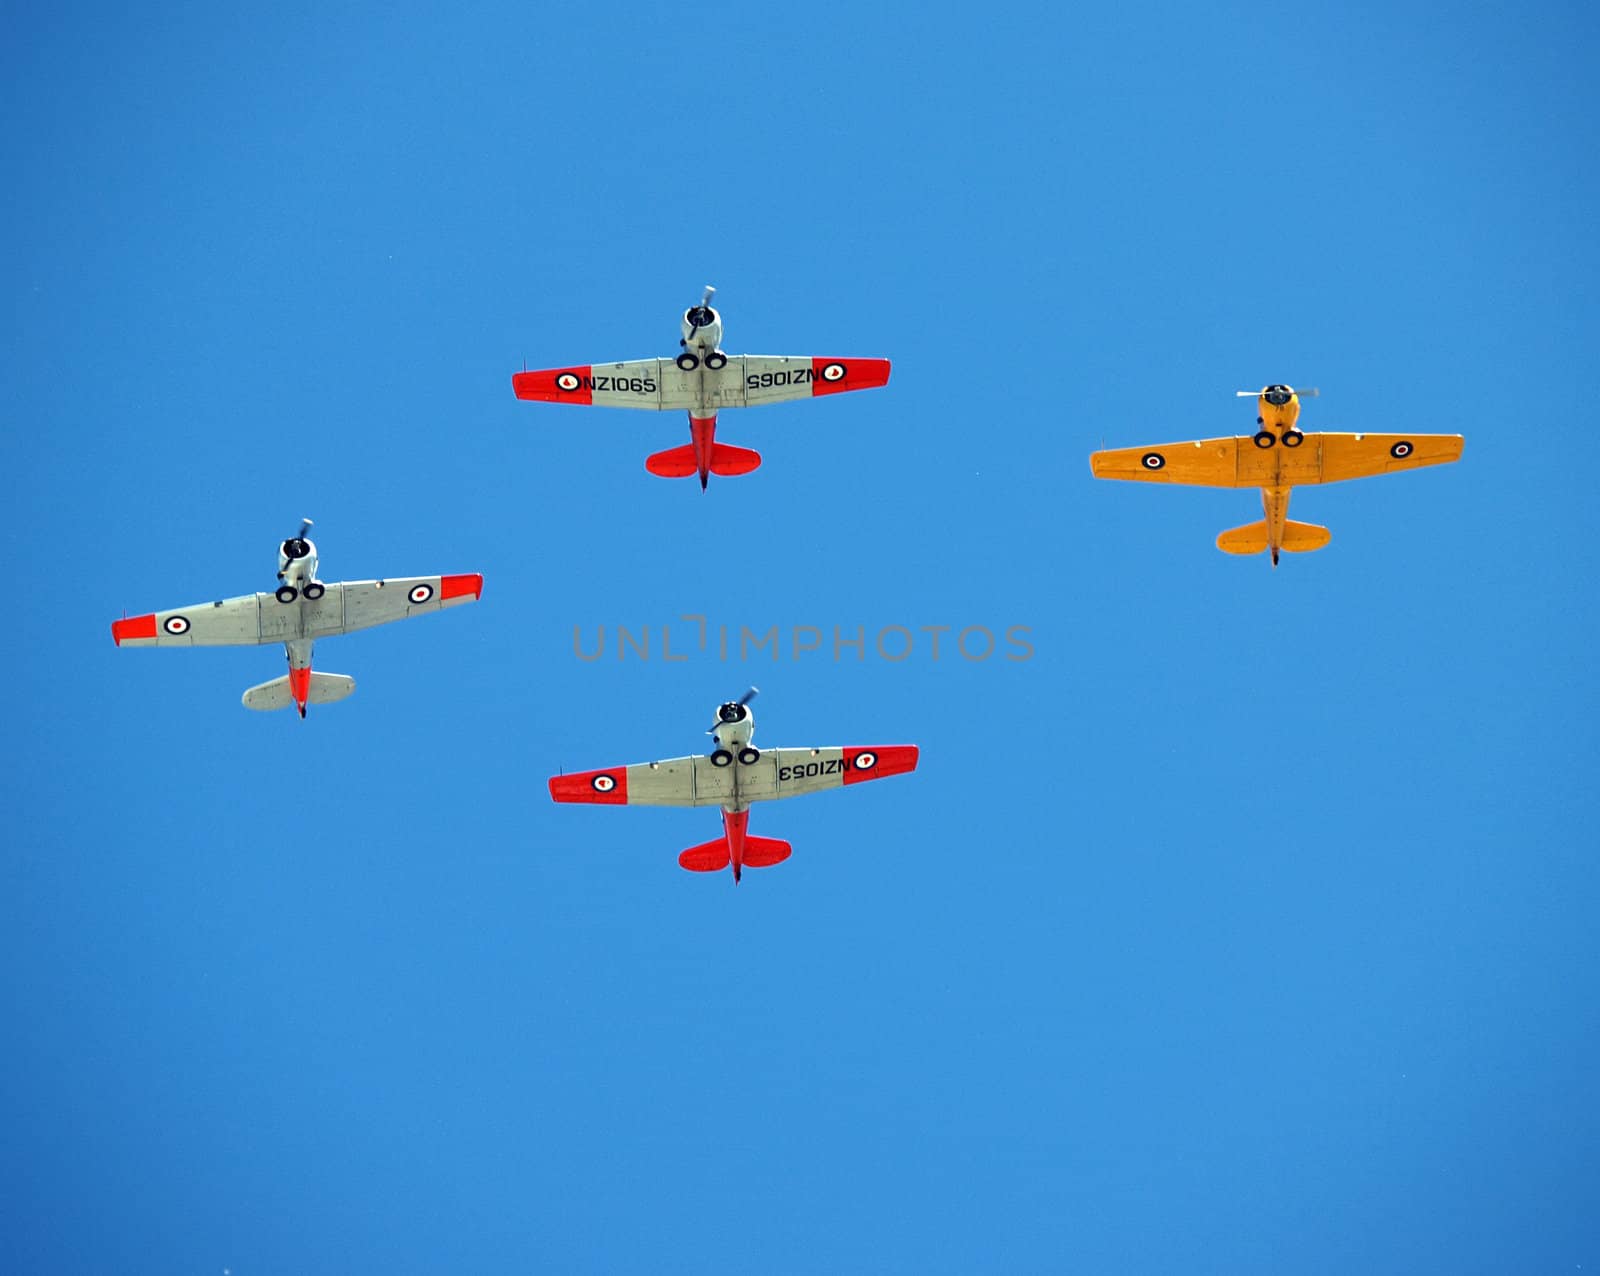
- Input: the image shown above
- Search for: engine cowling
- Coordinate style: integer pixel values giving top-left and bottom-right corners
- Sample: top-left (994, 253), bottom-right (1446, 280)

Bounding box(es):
top-left (680, 305), bottom-right (723, 355)
top-left (277, 537), bottom-right (318, 582)
top-left (711, 700), bottom-right (755, 750)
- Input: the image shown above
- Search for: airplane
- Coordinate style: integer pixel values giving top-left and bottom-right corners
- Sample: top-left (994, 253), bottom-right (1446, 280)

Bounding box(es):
top-left (1089, 385), bottom-right (1464, 565)
top-left (548, 689), bottom-right (919, 882)
top-left (511, 287), bottom-right (892, 488)
top-left (110, 520), bottom-right (484, 717)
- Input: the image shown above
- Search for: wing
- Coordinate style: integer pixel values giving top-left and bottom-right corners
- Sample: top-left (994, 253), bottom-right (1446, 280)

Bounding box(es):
top-left (758, 745), bottom-right (919, 798)
top-left (1091, 432), bottom-right (1464, 489)
top-left (512, 359), bottom-right (697, 410)
top-left (549, 756), bottom-right (730, 808)
top-left (112, 592), bottom-right (270, 647)
top-left (1304, 433), bottom-right (1464, 484)
top-left (547, 745), bottom-right (918, 808)
top-left (111, 574), bottom-right (482, 647)
top-left (513, 355), bottom-right (891, 413)
top-left (722, 356), bottom-right (892, 408)
top-left (1089, 437), bottom-right (1248, 488)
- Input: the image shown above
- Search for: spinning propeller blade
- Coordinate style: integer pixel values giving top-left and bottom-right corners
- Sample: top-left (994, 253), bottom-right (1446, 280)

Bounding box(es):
top-left (683, 285), bottom-right (718, 347)
top-left (709, 686), bottom-right (759, 732)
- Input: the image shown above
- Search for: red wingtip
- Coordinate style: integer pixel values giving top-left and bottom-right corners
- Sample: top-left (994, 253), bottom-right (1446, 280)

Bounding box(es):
top-left (842, 745), bottom-right (919, 783)
top-left (513, 366), bottom-right (594, 404)
top-left (441, 573), bottom-right (484, 601)
top-left (812, 357), bottom-right (892, 396)
top-left (111, 614), bottom-right (157, 646)
top-left (550, 769), bottom-right (629, 804)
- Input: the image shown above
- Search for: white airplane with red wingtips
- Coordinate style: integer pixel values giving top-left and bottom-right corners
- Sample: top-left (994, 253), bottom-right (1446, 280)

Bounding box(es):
top-left (110, 520), bottom-right (484, 718)
top-left (512, 287), bottom-right (892, 488)
top-left (548, 689), bottom-right (919, 882)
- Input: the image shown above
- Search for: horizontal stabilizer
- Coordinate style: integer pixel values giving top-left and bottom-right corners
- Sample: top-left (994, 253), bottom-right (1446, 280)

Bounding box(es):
top-left (1216, 520), bottom-right (1270, 555)
top-left (645, 443), bottom-right (763, 479)
top-left (1280, 519), bottom-right (1331, 553)
top-left (709, 443), bottom-right (761, 476)
top-left (679, 840), bottom-right (732, 873)
top-left (742, 836), bottom-right (792, 869)
top-left (646, 445), bottom-right (699, 478)
top-left (242, 672), bottom-right (356, 711)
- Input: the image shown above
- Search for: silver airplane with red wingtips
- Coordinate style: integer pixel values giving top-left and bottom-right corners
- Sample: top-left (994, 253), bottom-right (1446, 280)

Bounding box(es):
top-left (111, 520), bottom-right (484, 717)
top-left (549, 689), bottom-right (920, 882)
top-left (512, 287), bottom-right (892, 488)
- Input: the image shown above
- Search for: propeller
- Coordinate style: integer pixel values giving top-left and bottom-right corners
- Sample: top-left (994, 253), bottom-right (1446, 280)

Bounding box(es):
top-left (709, 685), bottom-right (759, 733)
top-left (682, 285), bottom-right (718, 347)
top-left (1235, 386), bottom-right (1320, 399)
top-left (283, 517), bottom-right (314, 558)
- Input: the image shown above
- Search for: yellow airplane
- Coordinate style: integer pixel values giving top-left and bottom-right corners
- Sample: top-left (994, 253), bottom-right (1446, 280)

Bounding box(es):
top-left (1089, 385), bottom-right (1464, 566)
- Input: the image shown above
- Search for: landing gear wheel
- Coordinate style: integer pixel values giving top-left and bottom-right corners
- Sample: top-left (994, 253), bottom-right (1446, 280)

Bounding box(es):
top-left (1252, 431), bottom-right (1276, 449)
top-left (711, 749), bottom-right (733, 767)
top-left (737, 747), bottom-right (760, 765)
top-left (1282, 430), bottom-right (1304, 447)
top-left (705, 352), bottom-right (728, 370)
top-left (303, 582), bottom-right (326, 600)
top-left (676, 352), bottom-right (700, 371)
top-left (275, 585), bottom-right (298, 603)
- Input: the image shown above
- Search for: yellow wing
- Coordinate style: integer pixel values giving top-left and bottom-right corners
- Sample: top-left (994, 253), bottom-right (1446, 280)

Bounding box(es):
top-left (1309, 433), bottom-right (1463, 484)
top-left (1090, 437), bottom-right (1248, 488)
top-left (1090, 433), bottom-right (1463, 489)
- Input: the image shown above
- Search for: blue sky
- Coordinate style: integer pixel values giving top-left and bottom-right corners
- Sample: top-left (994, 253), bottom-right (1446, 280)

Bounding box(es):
top-left (5, 1), bottom-right (1597, 1271)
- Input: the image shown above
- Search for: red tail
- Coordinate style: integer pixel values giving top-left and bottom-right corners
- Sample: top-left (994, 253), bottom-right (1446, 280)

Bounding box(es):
top-left (646, 445), bottom-right (700, 478)
top-left (289, 666), bottom-right (311, 719)
top-left (677, 810), bottom-right (791, 883)
top-left (646, 414), bottom-right (761, 489)
top-left (709, 444), bottom-right (761, 475)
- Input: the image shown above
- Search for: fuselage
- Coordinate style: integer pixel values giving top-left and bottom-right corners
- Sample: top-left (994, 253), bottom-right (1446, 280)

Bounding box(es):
top-left (275, 536), bottom-right (321, 714)
top-left (1248, 386), bottom-right (1308, 565)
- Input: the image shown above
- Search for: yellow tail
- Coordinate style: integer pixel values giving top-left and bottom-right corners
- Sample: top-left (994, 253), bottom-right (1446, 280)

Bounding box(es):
top-left (1281, 520), bottom-right (1331, 552)
top-left (1216, 520), bottom-right (1270, 555)
top-left (1216, 520), bottom-right (1331, 556)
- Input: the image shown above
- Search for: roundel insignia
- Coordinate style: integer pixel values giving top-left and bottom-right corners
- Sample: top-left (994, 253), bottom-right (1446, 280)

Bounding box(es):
top-left (591, 774), bottom-right (616, 793)
top-left (163, 615), bottom-right (191, 635)
top-left (821, 362), bottom-right (846, 382)
top-left (408, 583), bottom-right (435, 604)
top-left (1141, 452), bottom-right (1166, 470)
top-left (555, 372), bottom-right (581, 392)
top-left (853, 750), bottom-right (878, 771)
top-left (1390, 440), bottom-right (1414, 458)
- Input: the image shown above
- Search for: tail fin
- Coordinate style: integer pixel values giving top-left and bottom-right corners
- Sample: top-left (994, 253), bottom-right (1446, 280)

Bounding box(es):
top-left (645, 443), bottom-right (762, 479)
top-left (242, 672), bottom-right (356, 711)
top-left (1216, 520), bottom-right (1270, 556)
top-left (677, 835), bottom-right (791, 873)
top-left (1280, 520), bottom-right (1331, 552)
top-left (708, 443), bottom-right (761, 476)
top-left (679, 839), bottom-right (731, 873)
top-left (742, 836), bottom-right (792, 869)
top-left (646, 445), bottom-right (699, 478)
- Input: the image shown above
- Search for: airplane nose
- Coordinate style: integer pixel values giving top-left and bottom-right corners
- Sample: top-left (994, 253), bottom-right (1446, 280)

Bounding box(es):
top-left (1265, 387), bottom-right (1292, 406)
